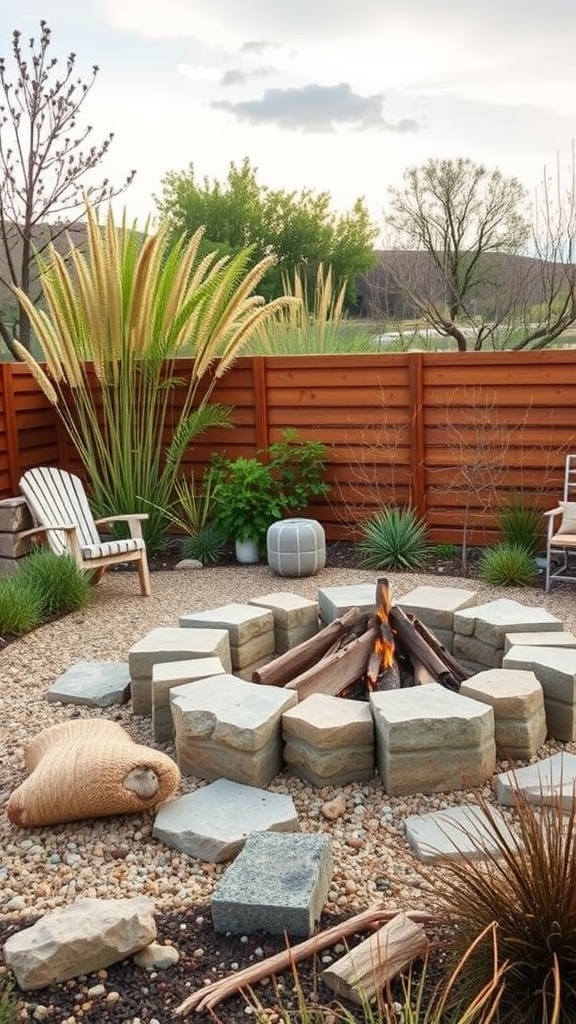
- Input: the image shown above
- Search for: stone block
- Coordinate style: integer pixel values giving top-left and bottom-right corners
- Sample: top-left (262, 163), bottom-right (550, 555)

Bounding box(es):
top-left (229, 631), bottom-right (275, 670)
top-left (179, 603), bottom-right (274, 645)
top-left (0, 532), bottom-right (31, 558)
top-left (283, 694), bottom-right (374, 786)
top-left (0, 496), bottom-right (32, 533)
top-left (0, 555), bottom-right (23, 576)
top-left (460, 668), bottom-right (547, 759)
top-left (454, 599), bottom-right (563, 647)
top-left (3, 896), bottom-right (155, 990)
top-left (152, 779), bottom-right (298, 862)
top-left (396, 586), bottom-right (477, 630)
top-left (453, 634), bottom-right (505, 668)
top-left (502, 645), bottom-right (576, 741)
top-left (170, 675), bottom-right (298, 787)
top-left (274, 621), bottom-right (319, 654)
top-left (494, 752), bottom-right (576, 809)
top-left (370, 684), bottom-right (495, 796)
top-left (404, 804), bottom-right (517, 862)
top-left (151, 657), bottom-right (225, 742)
top-left (236, 655), bottom-right (276, 681)
top-left (504, 630), bottom-right (576, 654)
top-left (48, 661), bottom-right (130, 708)
top-left (128, 627), bottom-right (231, 716)
top-left (317, 584), bottom-right (377, 625)
top-left (249, 592), bottom-right (319, 631)
top-left (211, 831), bottom-right (332, 937)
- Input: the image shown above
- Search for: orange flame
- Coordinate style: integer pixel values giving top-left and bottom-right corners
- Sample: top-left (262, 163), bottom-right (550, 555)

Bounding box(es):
top-left (374, 636), bottom-right (395, 670)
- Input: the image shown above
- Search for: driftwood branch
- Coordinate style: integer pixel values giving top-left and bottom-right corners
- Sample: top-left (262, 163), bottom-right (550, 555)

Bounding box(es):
top-left (253, 608), bottom-right (370, 687)
top-left (389, 606), bottom-right (461, 691)
top-left (173, 905), bottom-right (437, 1017)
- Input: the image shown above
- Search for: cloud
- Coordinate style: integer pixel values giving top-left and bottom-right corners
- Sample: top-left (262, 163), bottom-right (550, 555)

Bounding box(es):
top-left (220, 65), bottom-right (275, 87)
top-left (211, 82), bottom-right (419, 133)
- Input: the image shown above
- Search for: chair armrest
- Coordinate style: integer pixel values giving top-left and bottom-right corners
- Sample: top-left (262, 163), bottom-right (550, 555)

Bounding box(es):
top-left (543, 507), bottom-right (563, 518)
top-left (94, 513), bottom-right (149, 540)
top-left (18, 523), bottom-right (78, 540)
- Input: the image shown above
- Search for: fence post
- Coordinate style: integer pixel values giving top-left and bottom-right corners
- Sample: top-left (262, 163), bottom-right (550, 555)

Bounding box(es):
top-left (2, 362), bottom-right (21, 494)
top-left (408, 354), bottom-right (426, 519)
top-left (253, 356), bottom-right (269, 453)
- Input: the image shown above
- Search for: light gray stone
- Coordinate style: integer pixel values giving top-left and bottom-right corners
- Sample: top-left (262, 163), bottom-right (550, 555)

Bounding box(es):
top-left (249, 592), bottom-right (319, 630)
top-left (460, 668), bottom-right (547, 759)
top-left (404, 804), bottom-right (517, 862)
top-left (502, 646), bottom-right (576, 742)
top-left (0, 532), bottom-right (31, 558)
top-left (454, 599), bottom-right (563, 646)
top-left (494, 752), bottom-right (576, 809)
top-left (274, 621), bottom-right (319, 655)
top-left (211, 831), bottom-right (332, 937)
top-left (370, 684), bottom-right (496, 796)
top-left (283, 694), bottom-right (374, 749)
top-left (504, 631), bottom-right (576, 654)
top-left (48, 662), bottom-right (130, 708)
top-left (236, 655), bottom-right (276, 681)
top-left (396, 586), bottom-right (477, 630)
top-left (317, 584), bottom-right (377, 625)
top-left (152, 779), bottom-right (299, 862)
top-left (453, 634), bottom-right (504, 668)
top-left (283, 737), bottom-right (375, 787)
top-left (151, 657), bottom-right (225, 742)
top-left (170, 675), bottom-right (298, 786)
top-left (133, 942), bottom-right (180, 969)
top-left (0, 496), bottom-right (32, 533)
top-left (128, 627), bottom-right (231, 715)
top-left (3, 897), bottom-right (156, 991)
top-left (179, 604), bottom-right (274, 645)
top-left (229, 631), bottom-right (275, 669)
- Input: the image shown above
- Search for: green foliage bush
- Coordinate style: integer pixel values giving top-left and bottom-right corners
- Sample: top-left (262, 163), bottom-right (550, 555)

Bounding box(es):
top-left (0, 576), bottom-right (43, 637)
top-left (17, 549), bottom-right (93, 616)
top-left (267, 429), bottom-right (330, 512)
top-left (181, 526), bottom-right (228, 565)
top-left (0, 980), bottom-right (21, 1024)
top-left (358, 507), bottom-right (431, 570)
top-left (479, 543), bottom-right (537, 586)
top-left (498, 495), bottom-right (544, 554)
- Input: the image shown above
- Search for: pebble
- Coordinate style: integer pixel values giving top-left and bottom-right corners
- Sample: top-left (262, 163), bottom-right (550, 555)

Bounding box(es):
top-left (321, 796), bottom-right (347, 820)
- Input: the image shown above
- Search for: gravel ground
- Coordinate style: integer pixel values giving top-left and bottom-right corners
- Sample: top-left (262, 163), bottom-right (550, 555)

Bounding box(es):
top-left (1, 560), bottom-right (575, 1022)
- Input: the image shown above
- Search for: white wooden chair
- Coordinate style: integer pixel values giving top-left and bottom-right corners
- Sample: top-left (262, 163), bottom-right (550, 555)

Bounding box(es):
top-left (544, 454), bottom-right (576, 592)
top-left (19, 467), bottom-right (151, 596)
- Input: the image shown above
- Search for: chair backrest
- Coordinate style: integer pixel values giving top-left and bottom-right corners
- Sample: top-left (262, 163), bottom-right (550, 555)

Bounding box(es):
top-left (19, 467), bottom-right (100, 556)
top-left (564, 455), bottom-right (576, 501)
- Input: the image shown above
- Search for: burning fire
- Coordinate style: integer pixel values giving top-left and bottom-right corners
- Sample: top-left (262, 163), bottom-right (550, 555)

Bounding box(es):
top-left (365, 581), bottom-right (397, 691)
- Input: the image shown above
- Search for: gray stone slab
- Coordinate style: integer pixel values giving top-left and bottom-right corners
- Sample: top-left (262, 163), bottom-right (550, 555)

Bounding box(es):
top-left (404, 804), bottom-right (517, 862)
top-left (284, 737), bottom-right (374, 787)
top-left (229, 631), bottom-right (275, 669)
top-left (370, 684), bottom-right (495, 796)
top-left (460, 668), bottom-right (547, 759)
top-left (502, 646), bottom-right (576, 742)
top-left (152, 779), bottom-right (299, 862)
top-left (454, 633), bottom-right (504, 668)
top-left (274, 621), bottom-right (319, 655)
top-left (249, 592), bottom-right (319, 630)
top-left (317, 584), bottom-right (376, 624)
top-left (0, 532), bottom-right (31, 558)
top-left (211, 831), bottom-right (333, 937)
top-left (48, 661), bottom-right (130, 707)
top-left (396, 586), bottom-right (477, 629)
top-left (494, 752), bottom-right (576, 809)
top-left (504, 631), bottom-right (576, 654)
top-left (454, 599), bottom-right (563, 645)
top-left (152, 657), bottom-right (225, 742)
top-left (179, 604), bottom-right (274, 645)
top-left (128, 627), bottom-right (232, 715)
top-left (0, 496), bottom-right (32, 533)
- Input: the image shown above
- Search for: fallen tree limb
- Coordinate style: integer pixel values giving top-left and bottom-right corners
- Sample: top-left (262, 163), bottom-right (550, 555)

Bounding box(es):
top-left (173, 905), bottom-right (437, 1017)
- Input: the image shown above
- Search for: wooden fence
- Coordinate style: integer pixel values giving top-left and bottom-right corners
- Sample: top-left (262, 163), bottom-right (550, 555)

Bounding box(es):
top-left (2, 351), bottom-right (576, 545)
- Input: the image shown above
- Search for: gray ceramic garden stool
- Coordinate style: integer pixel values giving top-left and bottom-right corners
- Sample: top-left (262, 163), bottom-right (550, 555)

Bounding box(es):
top-left (267, 518), bottom-right (326, 577)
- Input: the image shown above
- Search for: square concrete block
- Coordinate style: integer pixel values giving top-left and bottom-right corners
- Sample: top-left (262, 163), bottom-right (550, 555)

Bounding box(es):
top-left (170, 674), bottom-right (298, 786)
top-left (370, 684), bottom-right (496, 796)
top-left (152, 657), bottom-right (225, 742)
top-left (128, 627), bottom-right (231, 715)
top-left (0, 496), bottom-right (33, 533)
top-left (211, 831), bottom-right (333, 937)
top-left (152, 779), bottom-right (299, 862)
top-left (396, 586), bottom-right (477, 630)
top-left (460, 668), bottom-right (547, 759)
top-left (318, 584), bottom-right (377, 625)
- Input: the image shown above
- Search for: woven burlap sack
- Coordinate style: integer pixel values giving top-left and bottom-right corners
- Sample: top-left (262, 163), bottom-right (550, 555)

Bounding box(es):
top-left (6, 719), bottom-right (181, 828)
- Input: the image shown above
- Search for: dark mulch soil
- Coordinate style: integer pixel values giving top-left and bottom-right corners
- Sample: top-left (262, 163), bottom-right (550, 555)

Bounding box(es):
top-left (0, 908), bottom-right (448, 1023)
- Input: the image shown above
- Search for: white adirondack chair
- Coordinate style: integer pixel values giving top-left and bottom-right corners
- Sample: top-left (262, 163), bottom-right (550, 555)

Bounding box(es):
top-left (544, 453), bottom-right (576, 592)
top-left (19, 467), bottom-right (151, 596)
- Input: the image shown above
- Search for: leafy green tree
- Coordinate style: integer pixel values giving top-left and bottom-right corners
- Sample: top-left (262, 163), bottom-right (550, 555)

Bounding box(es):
top-left (0, 20), bottom-right (134, 357)
top-left (156, 158), bottom-right (378, 308)
top-left (381, 156), bottom-right (576, 351)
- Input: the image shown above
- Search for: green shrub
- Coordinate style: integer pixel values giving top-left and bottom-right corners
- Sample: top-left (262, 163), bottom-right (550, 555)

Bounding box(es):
top-left (479, 543), bottom-right (537, 586)
top-left (266, 428), bottom-right (330, 513)
top-left (181, 526), bottom-right (228, 564)
top-left (0, 980), bottom-right (22, 1024)
top-left (435, 789), bottom-right (575, 1024)
top-left (0, 576), bottom-right (43, 637)
top-left (358, 507), bottom-right (431, 570)
top-left (18, 549), bottom-right (93, 616)
top-left (212, 457), bottom-right (284, 550)
top-left (498, 495), bottom-right (543, 554)
top-left (433, 543), bottom-right (457, 558)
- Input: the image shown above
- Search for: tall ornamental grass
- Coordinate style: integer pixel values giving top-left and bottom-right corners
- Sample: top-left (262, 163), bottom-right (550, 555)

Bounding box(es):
top-left (13, 203), bottom-right (294, 552)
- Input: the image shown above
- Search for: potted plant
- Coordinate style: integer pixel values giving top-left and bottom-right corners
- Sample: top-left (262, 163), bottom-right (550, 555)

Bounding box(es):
top-left (212, 457), bottom-right (284, 563)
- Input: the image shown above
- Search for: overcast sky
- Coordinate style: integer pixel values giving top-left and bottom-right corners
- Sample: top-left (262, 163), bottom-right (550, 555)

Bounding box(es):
top-left (1, 0), bottom-right (575, 237)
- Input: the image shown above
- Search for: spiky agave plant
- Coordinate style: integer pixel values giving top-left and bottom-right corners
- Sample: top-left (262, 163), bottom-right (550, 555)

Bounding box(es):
top-left (359, 507), bottom-right (431, 570)
top-left (13, 202), bottom-right (295, 552)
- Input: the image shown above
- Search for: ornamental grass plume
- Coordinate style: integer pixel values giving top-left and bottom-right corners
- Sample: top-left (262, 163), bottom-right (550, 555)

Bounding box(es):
top-left (13, 201), bottom-right (295, 552)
